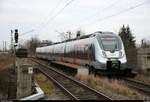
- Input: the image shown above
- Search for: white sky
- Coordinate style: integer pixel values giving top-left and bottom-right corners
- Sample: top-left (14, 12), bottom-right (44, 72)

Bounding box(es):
top-left (0, 0), bottom-right (150, 49)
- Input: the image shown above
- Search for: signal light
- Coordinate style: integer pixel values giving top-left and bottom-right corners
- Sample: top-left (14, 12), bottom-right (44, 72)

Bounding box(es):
top-left (14, 29), bottom-right (18, 43)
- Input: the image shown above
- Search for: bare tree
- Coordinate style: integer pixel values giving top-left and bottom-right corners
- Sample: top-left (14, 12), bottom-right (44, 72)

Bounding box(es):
top-left (57, 29), bottom-right (85, 41)
top-left (76, 29), bottom-right (85, 38)
top-left (59, 32), bottom-right (68, 41)
top-left (25, 37), bottom-right (41, 55)
top-left (141, 39), bottom-right (150, 48)
top-left (39, 40), bottom-right (53, 47)
top-left (58, 31), bottom-right (74, 41)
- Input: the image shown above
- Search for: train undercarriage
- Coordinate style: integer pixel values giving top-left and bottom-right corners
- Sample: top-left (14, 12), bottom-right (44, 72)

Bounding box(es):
top-left (36, 56), bottom-right (136, 78)
top-left (88, 59), bottom-right (137, 78)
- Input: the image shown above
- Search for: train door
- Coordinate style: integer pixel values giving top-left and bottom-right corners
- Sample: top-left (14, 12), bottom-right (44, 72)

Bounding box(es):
top-left (73, 44), bottom-right (77, 64)
top-left (85, 44), bottom-right (92, 64)
top-left (60, 46), bottom-right (63, 62)
top-left (147, 56), bottom-right (150, 75)
top-left (87, 45), bottom-right (91, 64)
top-left (63, 42), bottom-right (67, 62)
top-left (60, 44), bottom-right (65, 62)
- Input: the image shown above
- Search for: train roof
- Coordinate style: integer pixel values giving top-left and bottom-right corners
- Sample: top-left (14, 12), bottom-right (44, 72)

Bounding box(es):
top-left (51, 33), bottom-right (95, 45)
top-left (60, 31), bottom-right (115, 41)
top-left (37, 31), bottom-right (116, 49)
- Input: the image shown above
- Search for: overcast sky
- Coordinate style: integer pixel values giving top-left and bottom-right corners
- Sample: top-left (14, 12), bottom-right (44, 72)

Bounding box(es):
top-left (0, 0), bottom-right (150, 49)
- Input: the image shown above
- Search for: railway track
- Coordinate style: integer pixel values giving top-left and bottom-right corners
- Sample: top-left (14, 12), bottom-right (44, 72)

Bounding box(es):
top-left (31, 58), bottom-right (112, 100)
top-left (124, 78), bottom-right (150, 95)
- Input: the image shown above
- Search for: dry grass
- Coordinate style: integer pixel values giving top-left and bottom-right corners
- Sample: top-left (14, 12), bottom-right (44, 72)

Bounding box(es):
top-left (0, 53), bottom-right (14, 99)
top-left (134, 74), bottom-right (150, 84)
top-left (0, 54), bottom-right (14, 71)
top-left (35, 73), bottom-right (55, 98)
top-left (75, 74), bottom-right (140, 99)
top-left (0, 68), bottom-right (10, 99)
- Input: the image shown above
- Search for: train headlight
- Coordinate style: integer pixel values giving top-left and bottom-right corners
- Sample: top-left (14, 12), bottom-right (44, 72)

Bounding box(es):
top-left (119, 51), bottom-right (124, 58)
top-left (102, 51), bottom-right (107, 58)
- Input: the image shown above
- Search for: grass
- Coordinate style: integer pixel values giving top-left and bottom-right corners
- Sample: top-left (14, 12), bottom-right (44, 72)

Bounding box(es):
top-left (133, 74), bottom-right (150, 84)
top-left (0, 68), bottom-right (10, 98)
top-left (75, 74), bottom-right (140, 99)
top-left (0, 53), bottom-right (14, 99)
top-left (35, 73), bottom-right (55, 99)
top-left (0, 54), bottom-right (14, 71)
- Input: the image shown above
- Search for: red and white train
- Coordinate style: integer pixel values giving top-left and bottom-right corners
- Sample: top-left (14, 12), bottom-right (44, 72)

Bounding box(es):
top-left (36, 31), bottom-right (132, 75)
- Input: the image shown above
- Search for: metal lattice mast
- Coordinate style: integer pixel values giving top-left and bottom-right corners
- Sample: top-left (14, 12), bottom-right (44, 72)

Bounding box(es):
top-left (11, 30), bottom-right (14, 52)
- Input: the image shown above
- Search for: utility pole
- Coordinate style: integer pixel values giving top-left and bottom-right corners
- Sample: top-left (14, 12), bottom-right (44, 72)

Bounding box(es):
top-left (67, 31), bottom-right (71, 40)
top-left (2, 41), bottom-right (3, 51)
top-left (4, 41), bottom-right (5, 51)
top-left (5, 41), bottom-right (7, 51)
top-left (68, 32), bottom-right (71, 39)
top-left (3, 41), bottom-right (4, 52)
top-left (11, 30), bottom-right (13, 52)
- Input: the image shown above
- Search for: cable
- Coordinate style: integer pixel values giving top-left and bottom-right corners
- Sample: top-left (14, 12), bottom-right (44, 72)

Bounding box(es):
top-left (39, 0), bottom-right (118, 34)
top-left (35, 0), bottom-right (63, 30)
top-left (36, 0), bottom-right (75, 32)
top-left (67, 0), bottom-right (120, 30)
top-left (49, 0), bottom-right (74, 21)
top-left (20, 29), bottom-right (35, 36)
top-left (19, 0), bottom-right (65, 38)
top-left (86, 0), bottom-right (150, 26)
top-left (81, 0), bottom-right (120, 23)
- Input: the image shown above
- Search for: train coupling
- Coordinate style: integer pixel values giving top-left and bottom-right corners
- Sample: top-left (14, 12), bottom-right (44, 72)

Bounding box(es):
top-left (106, 58), bottom-right (120, 71)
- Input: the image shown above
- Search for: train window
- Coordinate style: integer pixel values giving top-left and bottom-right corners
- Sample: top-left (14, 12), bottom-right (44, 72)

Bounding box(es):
top-left (101, 38), bottom-right (118, 51)
top-left (77, 47), bottom-right (82, 59)
top-left (65, 44), bottom-right (72, 58)
top-left (98, 35), bottom-right (122, 51)
top-left (90, 44), bottom-right (95, 61)
top-left (77, 47), bottom-right (80, 58)
top-left (76, 46), bottom-right (85, 59)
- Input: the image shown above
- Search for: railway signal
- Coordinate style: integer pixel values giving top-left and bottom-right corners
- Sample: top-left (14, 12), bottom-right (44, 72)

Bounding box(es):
top-left (14, 29), bottom-right (18, 43)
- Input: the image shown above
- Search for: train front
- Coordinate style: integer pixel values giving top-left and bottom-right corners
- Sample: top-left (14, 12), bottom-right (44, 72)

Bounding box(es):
top-left (95, 32), bottom-right (131, 75)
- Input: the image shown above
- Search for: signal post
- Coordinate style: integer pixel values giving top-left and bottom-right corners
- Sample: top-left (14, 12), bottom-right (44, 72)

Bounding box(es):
top-left (9, 29), bottom-right (34, 99)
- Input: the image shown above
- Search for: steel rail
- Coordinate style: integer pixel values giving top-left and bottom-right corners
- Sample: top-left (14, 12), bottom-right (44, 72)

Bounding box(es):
top-left (39, 68), bottom-right (79, 100)
top-left (124, 78), bottom-right (150, 95)
top-left (31, 58), bottom-right (112, 100)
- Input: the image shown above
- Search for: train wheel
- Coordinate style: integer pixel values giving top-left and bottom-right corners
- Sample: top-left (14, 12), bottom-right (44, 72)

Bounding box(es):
top-left (94, 69), bottom-right (97, 77)
top-left (89, 67), bottom-right (92, 75)
top-left (89, 66), bottom-right (97, 76)
top-left (89, 66), bottom-right (94, 75)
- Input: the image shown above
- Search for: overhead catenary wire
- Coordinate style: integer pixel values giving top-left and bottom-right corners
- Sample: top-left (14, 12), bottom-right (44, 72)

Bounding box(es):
top-left (54, 0), bottom-right (148, 33)
top-left (18, 0), bottom-right (150, 43)
top-left (66, 0), bottom-right (120, 30)
top-left (18, 0), bottom-right (63, 38)
top-left (19, 29), bottom-right (35, 37)
top-left (78, 0), bottom-right (120, 24)
top-left (36, 0), bottom-right (75, 32)
top-left (38, 0), bottom-right (119, 35)
top-left (82, 0), bottom-right (150, 27)
top-left (34, 0), bottom-right (63, 31)
top-left (19, 0), bottom-right (123, 38)
top-left (18, 0), bottom-right (73, 38)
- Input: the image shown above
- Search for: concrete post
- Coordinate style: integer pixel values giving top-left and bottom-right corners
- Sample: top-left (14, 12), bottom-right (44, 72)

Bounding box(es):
top-left (137, 48), bottom-right (150, 76)
top-left (16, 58), bottom-right (33, 99)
